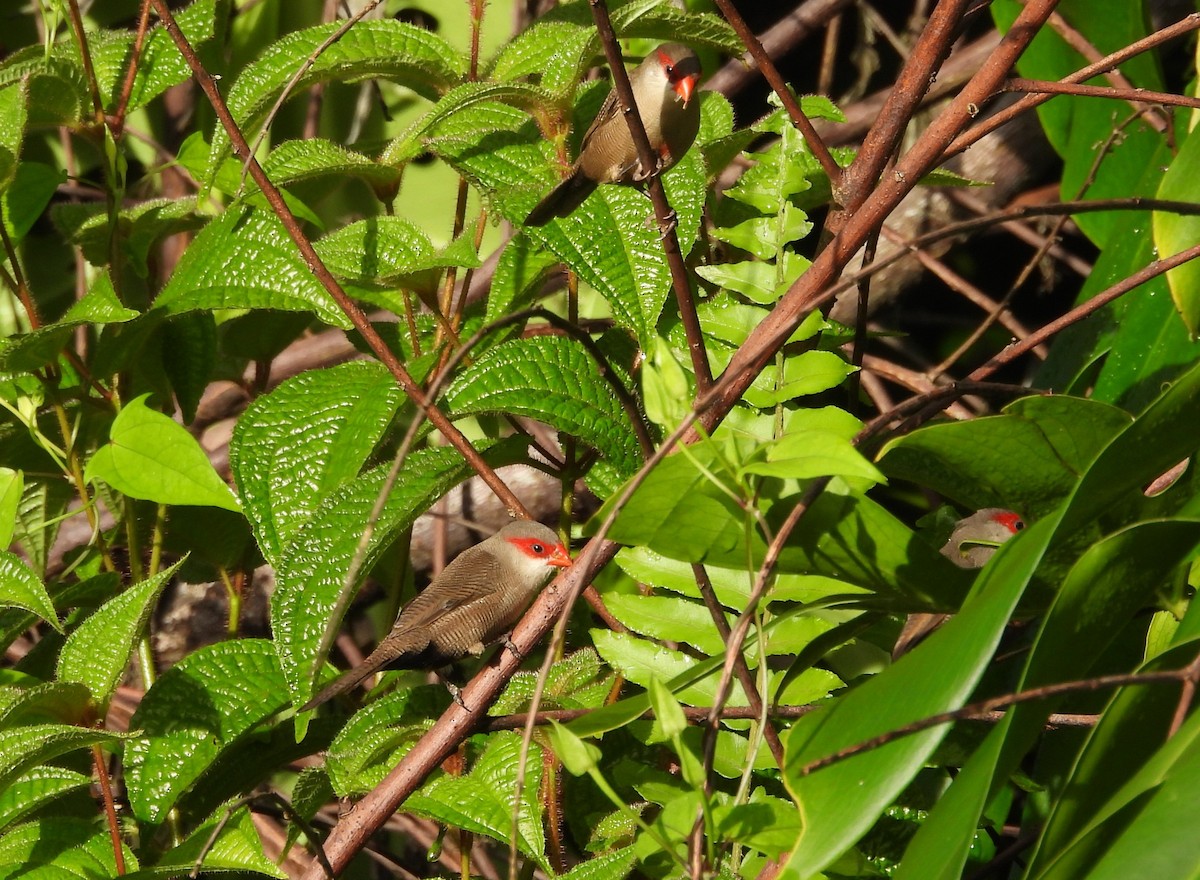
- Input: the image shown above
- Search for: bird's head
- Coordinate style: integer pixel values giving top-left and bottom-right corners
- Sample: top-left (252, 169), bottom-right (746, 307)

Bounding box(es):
top-left (654, 43), bottom-right (701, 106)
top-left (493, 520), bottom-right (572, 582)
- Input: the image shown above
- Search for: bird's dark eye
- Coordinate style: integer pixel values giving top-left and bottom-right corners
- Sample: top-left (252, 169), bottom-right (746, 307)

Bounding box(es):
top-left (1014, 520), bottom-right (1026, 531)
top-left (665, 64), bottom-right (674, 75)
top-left (532, 543), bottom-right (545, 554)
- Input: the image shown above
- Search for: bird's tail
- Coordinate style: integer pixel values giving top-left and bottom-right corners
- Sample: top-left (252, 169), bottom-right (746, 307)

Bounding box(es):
top-left (524, 171), bottom-right (596, 226)
top-left (300, 662), bottom-right (379, 712)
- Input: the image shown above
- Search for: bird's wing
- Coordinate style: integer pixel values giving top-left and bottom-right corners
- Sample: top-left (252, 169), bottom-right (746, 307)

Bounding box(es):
top-left (578, 87), bottom-right (621, 153)
top-left (393, 545), bottom-right (505, 632)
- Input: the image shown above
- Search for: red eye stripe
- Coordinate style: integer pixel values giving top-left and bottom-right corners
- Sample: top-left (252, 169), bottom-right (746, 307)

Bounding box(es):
top-left (508, 536), bottom-right (573, 567)
top-left (991, 512), bottom-right (1026, 534)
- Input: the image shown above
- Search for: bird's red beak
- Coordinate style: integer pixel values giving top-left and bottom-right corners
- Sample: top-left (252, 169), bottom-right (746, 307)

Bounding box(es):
top-left (548, 544), bottom-right (573, 568)
top-left (675, 73), bottom-right (697, 106)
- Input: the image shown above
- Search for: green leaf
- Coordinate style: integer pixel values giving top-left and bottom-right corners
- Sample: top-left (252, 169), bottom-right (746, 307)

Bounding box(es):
top-left (598, 448), bottom-right (742, 563)
top-left (262, 138), bottom-right (401, 190)
top-left (124, 640), bottom-right (288, 825)
top-left (443, 335), bottom-right (643, 476)
top-left (381, 80), bottom-right (555, 166)
top-left (230, 361), bottom-right (406, 568)
top-left (0, 550), bottom-right (59, 631)
top-left (528, 186), bottom-right (675, 347)
top-left (407, 733), bottom-right (548, 869)
top-left (0, 681), bottom-right (91, 726)
top-left (57, 559), bottom-right (185, 708)
top-left (0, 818), bottom-right (134, 878)
top-left (272, 440), bottom-right (526, 704)
top-left (743, 349), bottom-right (852, 407)
top-left (782, 518), bottom-right (1052, 877)
top-left (2, 161), bottom-right (62, 244)
top-left (0, 727), bottom-right (122, 795)
top-left (0, 470), bottom-right (19, 559)
top-left (144, 807), bottom-right (286, 879)
top-left (647, 676), bottom-right (687, 740)
top-left (208, 19), bottom-right (464, 184)
top-left (604, 593), bottom-right (728, 656)
top-left (1154, 122), bottom-right (1200, 336)
top-left (877, 395), bottom-right (1130, 516)
top-left (549, 720), bottom-right (603, 776)
top-left (558, 847), bottom-right (637, 880)
top-left (743, 417), bottom-right (885, 483)
top-left (155, 206), bottom-right (349, 328)
top-left (1026, 643), bottom-right (1200, 877)
top-left (0, 766), bottom-right (90, 834)
top-left (0, 81), bottom-right (27, 194)
top-left (491, 647), bottom-right (613, 715)
top-left (84, 395), bottom-right (240, 512)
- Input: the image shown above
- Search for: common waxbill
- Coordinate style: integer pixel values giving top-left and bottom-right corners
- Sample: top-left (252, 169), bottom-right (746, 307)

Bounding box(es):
top-left (939, 508), bottom-right (1025, 569)
top-left (893, 509), bottom-right (1025, 657)
top-left (524, 43), bottom-right (702, 226)
top-left (302, 520), bottom-right (571, 710)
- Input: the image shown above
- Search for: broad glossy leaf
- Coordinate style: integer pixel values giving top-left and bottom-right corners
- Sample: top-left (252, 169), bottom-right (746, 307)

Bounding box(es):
top-left (208, 19), bottom-right (464, 183)
top-left (124, 640), bottom-right (288, 825)
top-left (443, 335), bottom-right (643, 476)
top-left (230, 361), bottom-right (405, 567)
top-left (156, 207), bottom-right (349, 328)
top-left (0, 551), bottom-right (58, 631)
top-left (1026, 642), bottom-right (1200, 877)
top-left (57, 560), bottom-right (184, 709)
top-left (876, 395), bottom-right (1130, 516)
top-left (783, 517), bottom-right (1051, 877)
top-left (85, 395), bottom-right (239, 512)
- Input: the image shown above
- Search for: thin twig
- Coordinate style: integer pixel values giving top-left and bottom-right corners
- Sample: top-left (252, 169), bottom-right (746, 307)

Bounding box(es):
top-left (587, 0), bottom-right (714, 392)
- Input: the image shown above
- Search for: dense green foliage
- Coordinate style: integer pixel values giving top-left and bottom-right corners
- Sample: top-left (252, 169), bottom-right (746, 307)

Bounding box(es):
top-left (1, 0), bottom-right (1199, 878)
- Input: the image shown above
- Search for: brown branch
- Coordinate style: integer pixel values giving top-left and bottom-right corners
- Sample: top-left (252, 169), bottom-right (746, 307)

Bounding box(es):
top-left (92, 744), bottom-right (126, 875)
top-left (1004, 77), bottom-right (1200, 112)
top-left (586, 0), bottom-right (713, 392)
top-left (830, 0), bottom-right (972, 218)
top-left (689, 0), bottom-right (1061, 438)
top-left (707, 0), bottom-right (854, 97)
top-left (945, 13), bottom-right (1200, 160)
top-left (111, 0), bottom-right (153, 138)
top-left (1043, 9), bottom-right (1169, 132)
top-left (796, 669), bottom-right (1190, 777)
top-left (967, 239), bottom-right (1200, 382)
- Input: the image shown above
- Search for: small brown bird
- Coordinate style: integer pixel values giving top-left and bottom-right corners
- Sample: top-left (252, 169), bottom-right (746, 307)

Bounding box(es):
top-left (524, 43), bottom-right (702, 226)
top-left (939, 508), bottom-right (1025, 569)
top-left (302, 520), bottom-right (572, 710)
top-left (893, 509), bottom-right (1025, 658)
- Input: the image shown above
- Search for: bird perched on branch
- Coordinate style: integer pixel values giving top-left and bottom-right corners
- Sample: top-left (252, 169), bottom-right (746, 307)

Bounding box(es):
top-left (302, 520), bottom-right (572, 710)
top-left (524, 43), bottom-right (702, 226)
